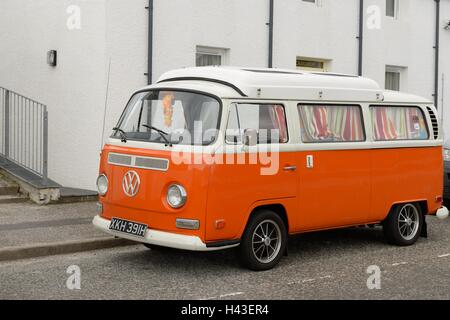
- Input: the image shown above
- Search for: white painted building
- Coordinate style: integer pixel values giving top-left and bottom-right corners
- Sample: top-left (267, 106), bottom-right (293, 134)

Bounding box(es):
top-left (0, 0), bottom-right (449, 190)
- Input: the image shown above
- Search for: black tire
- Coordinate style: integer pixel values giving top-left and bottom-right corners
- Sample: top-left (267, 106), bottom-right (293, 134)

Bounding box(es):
top-left (383, 203), bottom-right (423, 246)
top-left (238, 210), bottom-right (287, 271)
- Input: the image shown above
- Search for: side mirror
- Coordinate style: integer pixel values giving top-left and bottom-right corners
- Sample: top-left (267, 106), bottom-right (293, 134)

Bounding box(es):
top-left (243, 128), bottom-right (258, 147)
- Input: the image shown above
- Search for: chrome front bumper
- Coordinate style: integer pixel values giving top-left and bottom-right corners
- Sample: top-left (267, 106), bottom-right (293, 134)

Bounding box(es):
top-left (92, 215), bottom-right (238, 251)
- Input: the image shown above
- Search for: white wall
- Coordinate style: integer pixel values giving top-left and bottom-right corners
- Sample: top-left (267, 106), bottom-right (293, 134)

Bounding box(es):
top-left (152, 0), bottom-right (269, 80)
top-left (0, 0), bottom-right (149, 190)
top-left (440, 1), bottom-right (450, 139)
top-left (362, 0), bottom-right (435, 101)
top-left (0, 0), bottom-right (448, 189)
top-left (275, 0), bottom-right (360, 74)
top-left (103, 0), bottom-right (148, 151)
top-left (0, 0), bottom-right (108, 190)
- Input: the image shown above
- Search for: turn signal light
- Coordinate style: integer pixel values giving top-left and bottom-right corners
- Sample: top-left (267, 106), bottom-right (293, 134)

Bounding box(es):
top-left (215, 219), bottom-right (226, 230)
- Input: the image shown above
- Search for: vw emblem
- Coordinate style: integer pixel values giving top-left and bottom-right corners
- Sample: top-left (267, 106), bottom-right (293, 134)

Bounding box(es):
top-left (122, 171), bottom-right (140, 197)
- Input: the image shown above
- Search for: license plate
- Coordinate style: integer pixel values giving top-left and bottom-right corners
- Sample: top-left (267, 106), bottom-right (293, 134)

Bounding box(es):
top-left (109, 218), bottom-right (148, 238)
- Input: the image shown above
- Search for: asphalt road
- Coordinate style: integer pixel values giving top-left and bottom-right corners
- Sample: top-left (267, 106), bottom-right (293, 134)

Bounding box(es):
top-left (0, 216), bottom-right (449, 300)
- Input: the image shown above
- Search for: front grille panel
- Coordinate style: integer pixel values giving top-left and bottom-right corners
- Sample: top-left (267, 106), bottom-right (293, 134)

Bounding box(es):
top-left (135, 156), bottom-right (169, 171)
top-left (108, 153), bottom-right (169, 171)
top-left (108, 153), bottom-right (132, 166)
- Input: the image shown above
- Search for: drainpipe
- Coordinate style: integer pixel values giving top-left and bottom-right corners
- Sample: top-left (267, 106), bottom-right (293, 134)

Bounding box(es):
top-left (358, 0), bottom-right (364, 76)
top-left (268, 0), bottom-right (274, 68)
top-left (146, 0), bottom-right (154, 84)
top-left (434, 0), bottom-right (440, 108)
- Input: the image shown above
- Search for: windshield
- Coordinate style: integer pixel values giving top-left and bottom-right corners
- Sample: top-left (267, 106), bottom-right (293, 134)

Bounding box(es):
top-left (113, 90), bottom-right (221, 145)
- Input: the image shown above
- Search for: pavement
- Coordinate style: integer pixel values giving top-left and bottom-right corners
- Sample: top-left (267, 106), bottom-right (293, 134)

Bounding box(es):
top-left (0, 172), bottom-right (24, 204)
top-left (0, 215), bottom-right (449, 299)
top-left (0, 201), bottom-right (133, 262)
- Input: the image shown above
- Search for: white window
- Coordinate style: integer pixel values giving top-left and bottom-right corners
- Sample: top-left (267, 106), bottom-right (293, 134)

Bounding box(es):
top-left (226, 104), bottom-right (288, 144)
top-left (371, 106), bottom-right (429, 141)
top-left (386, 0), bottom-right (398, 18)
top-left (298, 104), bottom-right (365, 143)
top-left (385, 71), bottom-right (400, 91)
top-left (385, 66), bottom-right (407, 91)
top-left (196, 46), bottom-right (229, 67)
top-left (296, 57), bottom-right (330, 72)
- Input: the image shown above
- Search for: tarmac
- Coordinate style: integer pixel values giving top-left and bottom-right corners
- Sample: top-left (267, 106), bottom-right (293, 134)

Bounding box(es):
top-left (1, 196), bottom-right (448, 263)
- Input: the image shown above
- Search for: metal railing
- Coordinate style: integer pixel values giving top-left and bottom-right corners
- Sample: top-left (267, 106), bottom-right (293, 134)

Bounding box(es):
top-left (0, 87), bottom-right (48, 183)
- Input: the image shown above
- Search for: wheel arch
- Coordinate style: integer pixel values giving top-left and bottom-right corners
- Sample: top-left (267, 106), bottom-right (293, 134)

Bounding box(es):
top-left (385, 199), bottom-right (429, 221)
top-left (240, 202), bottom-right (289, 237)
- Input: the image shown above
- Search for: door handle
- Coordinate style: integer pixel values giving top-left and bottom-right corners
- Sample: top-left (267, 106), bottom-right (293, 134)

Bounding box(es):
top-left (283, 166), bottom-right (297, 172)
top-left (306, 155), bottom-right (314, 169)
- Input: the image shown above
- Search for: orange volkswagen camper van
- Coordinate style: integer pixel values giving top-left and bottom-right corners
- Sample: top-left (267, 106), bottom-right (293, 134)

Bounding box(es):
top-left (93, 67), bottom-right (449, 270)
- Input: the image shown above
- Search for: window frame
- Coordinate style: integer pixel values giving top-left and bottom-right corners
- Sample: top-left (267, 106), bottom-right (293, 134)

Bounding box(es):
top-left (369, 105), bottom-right (430, 142)
top-left (111, 88), bottom-right (223, 146)
top-left (196, 52), bottom-right (222, 67)
top-left (385, 70), bottom-right (401, 91)
top-left (225, 102), bottom-right (290, 145)
top-left (386, 0), bottom-right (398, 19)
top-left (296, 57), bottom-right (329, 72)
top-left (297, 103), bottom-right (367, 144)
top-left (195, 46), bottom-right (229, 67)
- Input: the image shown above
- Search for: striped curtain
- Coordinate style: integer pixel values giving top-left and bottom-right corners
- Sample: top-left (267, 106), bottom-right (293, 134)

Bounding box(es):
top-left (371, 107), bottom-right (428, 141)
top-left (300, 105), bottom-right (364, 142)
top-left (268, 105), bottom-right (288, 143)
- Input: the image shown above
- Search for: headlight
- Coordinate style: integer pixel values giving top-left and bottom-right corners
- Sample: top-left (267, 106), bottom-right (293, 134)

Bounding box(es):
top-left (444, 149), bottom-right (450, 162)
top-left (96, 174), bottom-right (109, 196)
top-left (167, 184), bottom-right (187, 208)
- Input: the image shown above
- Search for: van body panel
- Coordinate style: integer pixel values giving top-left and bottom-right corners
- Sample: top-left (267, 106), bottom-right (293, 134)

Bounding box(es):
top-left (296, 149), bottom-right (371, 231)
top-left (204, 151), bottom-right (298, 242)
top-left (99, 144), bottom-right (211, 241)
top-left (370, 146), bottom-right (443, 221)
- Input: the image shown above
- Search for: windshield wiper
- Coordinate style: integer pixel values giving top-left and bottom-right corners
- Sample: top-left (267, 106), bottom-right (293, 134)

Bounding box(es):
top-left (142, 124), bottom-right (172, 147)
top-left (112, 127), bottom-right (127, 143)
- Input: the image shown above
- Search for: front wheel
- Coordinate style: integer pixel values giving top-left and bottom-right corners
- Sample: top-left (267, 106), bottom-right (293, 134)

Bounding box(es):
top-left (238, 210), bottom-right (287, 271)
top-left (383, 203), bottom-right (423, 246)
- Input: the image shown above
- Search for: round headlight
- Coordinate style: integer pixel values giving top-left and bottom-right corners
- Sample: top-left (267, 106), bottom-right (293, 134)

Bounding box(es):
top-left (96, 174), bottom-right (108, 196)
top-left (167, 184), bottom-right (187, 209)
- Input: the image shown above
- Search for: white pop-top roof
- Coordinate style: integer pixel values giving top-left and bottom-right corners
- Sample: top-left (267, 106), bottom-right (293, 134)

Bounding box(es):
top-left (152, 67), bottom-right (431, 104)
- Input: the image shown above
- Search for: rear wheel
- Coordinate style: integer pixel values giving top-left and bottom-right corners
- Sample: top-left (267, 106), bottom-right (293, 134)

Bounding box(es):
top-left (238, 210), bottom-right (287, 271)
top-left (383, 203), bottom-right (423, 246)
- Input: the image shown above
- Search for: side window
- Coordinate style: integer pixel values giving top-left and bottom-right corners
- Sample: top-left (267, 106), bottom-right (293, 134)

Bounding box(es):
top-left (298, 104), bottom-right (365, 142)
top-left (226, 103), bottom-right (288, 144)
top-left (371, 106), bottom-right (429, 141)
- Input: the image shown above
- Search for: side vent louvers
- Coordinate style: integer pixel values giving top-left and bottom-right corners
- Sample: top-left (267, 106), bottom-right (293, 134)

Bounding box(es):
top-left (426, 107), bottom-right (439, 140)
